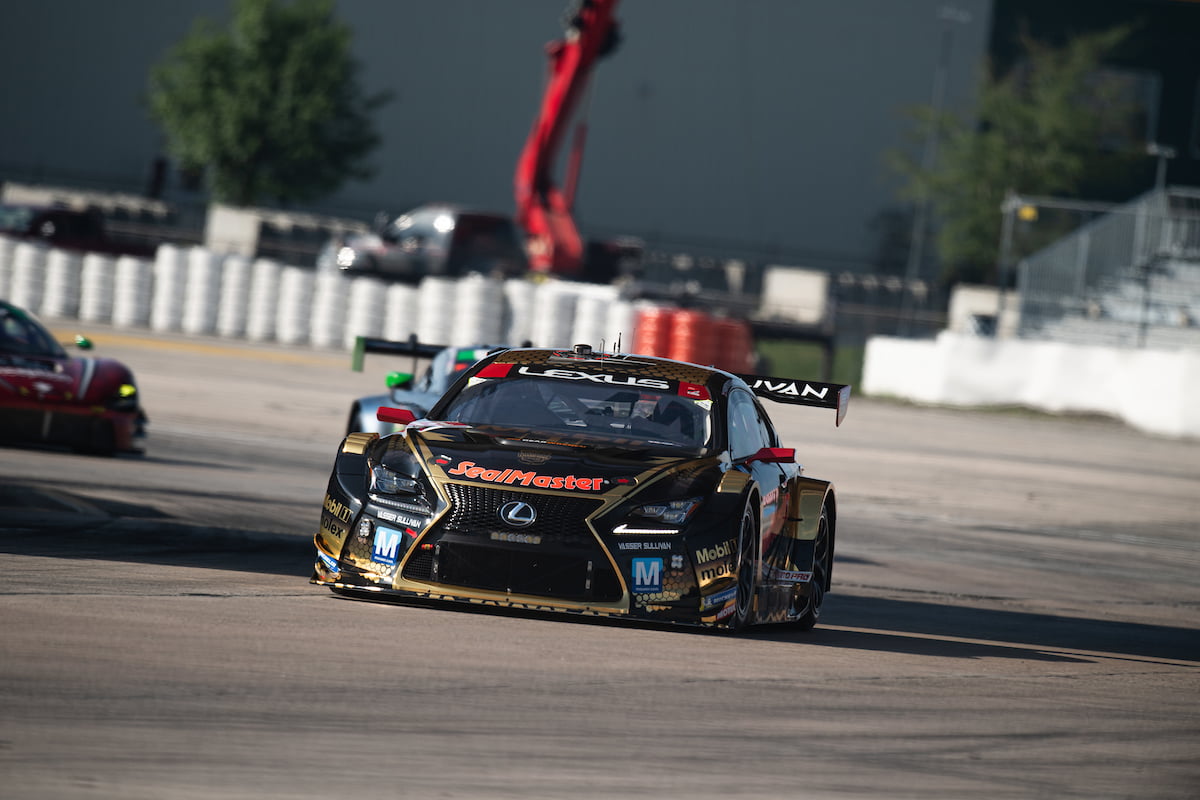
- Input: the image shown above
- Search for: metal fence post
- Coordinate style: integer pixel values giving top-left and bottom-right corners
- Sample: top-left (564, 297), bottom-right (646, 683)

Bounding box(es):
top-left (993, 190), bottom-right (1018, 338)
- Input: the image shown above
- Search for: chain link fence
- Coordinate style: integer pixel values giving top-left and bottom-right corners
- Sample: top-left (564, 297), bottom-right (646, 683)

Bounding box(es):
top-left (1013, 187), bottom-right (1200, 349)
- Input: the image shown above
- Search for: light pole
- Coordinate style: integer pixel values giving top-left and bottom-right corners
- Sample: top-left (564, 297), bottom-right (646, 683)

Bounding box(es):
top-left (900, 5), bottom-right (971, 335)
top-left (993, 190), bottom-right (1019, 338)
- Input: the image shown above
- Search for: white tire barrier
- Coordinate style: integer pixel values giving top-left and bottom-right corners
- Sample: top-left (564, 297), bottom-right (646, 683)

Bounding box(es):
top-left (529, 281), bottom-right (577, 348)
top-left (0, 235), bottom-right (17, 297)
top-left (570, 284), bottom-right (619, 349)
top-left (383, 283), bottom-right (419, 342)
top-left (606, 298), bottom-right (638, 353)
top-left (417, 277), bottom-right (456, 345)
top-left (79, 253), bottom-right (116, 322)
top-left (216, 254), bottom-right (252, 338)
top-left (245, 258), bottom-right (281, 342)
top-left (310, 272), bottom-right (349, 349)
top-left (452, 274), bottom-right (504, 346)
top-left (276, 266), bottom-right (314, 345)
top-left (503, 278), bottom-right (536, 345)
top-left (111, 256), bottom-right (153, 328)
top-left (344, 276), bottom-right (386, 349)
top-left (150, 244), bottom-right (187, 332)
top-left (9, 243), bottom-right (47, 312)
top-left (41, 249), bottom-right (83, 319)
top-left (181, 246), bottom-right (222, 335)
top-left (6, 240), bottom-right (649, 361)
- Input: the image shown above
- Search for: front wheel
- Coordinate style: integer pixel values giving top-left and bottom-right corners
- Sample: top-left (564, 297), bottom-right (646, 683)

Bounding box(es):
top-left (728, 496), bottom-right (759, 632)
top-left (793, 503), bottom-right (832, 631)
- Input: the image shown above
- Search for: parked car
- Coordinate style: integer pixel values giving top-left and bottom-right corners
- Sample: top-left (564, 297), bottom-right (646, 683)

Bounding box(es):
top-left (0, 299), bottom-right (146, 454)
top-left (317, 203), bottom-right (528, 282)
top-left (0, 203), bottom-right (157, 258)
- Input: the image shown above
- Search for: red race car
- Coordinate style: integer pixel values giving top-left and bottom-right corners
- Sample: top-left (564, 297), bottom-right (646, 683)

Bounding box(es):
top-left (0, 299), bottom-right (146, 455)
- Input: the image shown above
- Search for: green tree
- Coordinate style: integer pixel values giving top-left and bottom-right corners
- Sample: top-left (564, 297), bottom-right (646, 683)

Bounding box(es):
top-left (148, 0), bottom-right (391, 207)
top-left (890, 25), bottom-right (1138, 285)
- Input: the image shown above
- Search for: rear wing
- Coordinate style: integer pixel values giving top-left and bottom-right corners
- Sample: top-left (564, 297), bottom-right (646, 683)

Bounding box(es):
top-left (351, 335), bottom-right (445, 372)
top-left (738, 375), bottom-right (851, 427)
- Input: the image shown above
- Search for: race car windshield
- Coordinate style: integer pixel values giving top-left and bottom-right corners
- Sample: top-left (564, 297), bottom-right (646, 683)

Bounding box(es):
top-left (0, 305), bottom-right (67, 360)
top-left (437, 376), bottom-right (711, 452)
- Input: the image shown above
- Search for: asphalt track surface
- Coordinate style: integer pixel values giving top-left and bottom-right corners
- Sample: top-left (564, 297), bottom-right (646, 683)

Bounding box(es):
top-left (1, 323), bottom-right (1198, 799)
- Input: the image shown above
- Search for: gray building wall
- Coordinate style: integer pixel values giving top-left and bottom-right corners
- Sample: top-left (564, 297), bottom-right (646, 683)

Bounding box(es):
top-left (0, 0), bottom-right (991, 270)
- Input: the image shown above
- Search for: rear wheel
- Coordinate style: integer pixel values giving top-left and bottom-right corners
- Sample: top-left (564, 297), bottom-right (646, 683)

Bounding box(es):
top-left (728, 496), bottom-right (758, 632)
top-left (793, 503), bottom-right (832, 631)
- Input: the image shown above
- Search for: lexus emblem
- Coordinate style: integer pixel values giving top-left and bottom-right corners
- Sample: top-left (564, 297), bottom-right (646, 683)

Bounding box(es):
top-left (499, 500), bottom-right (537, 528)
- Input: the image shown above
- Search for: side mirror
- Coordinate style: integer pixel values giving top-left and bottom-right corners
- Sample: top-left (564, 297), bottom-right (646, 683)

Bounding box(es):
top-left (386, 371), bottom-right (414, 390)
top-left (377, 406), bottom-right (417, 426)
top-left (748, 446), bottom-right (795, 465)
top-left (73, 335), bottom-right (93, 351)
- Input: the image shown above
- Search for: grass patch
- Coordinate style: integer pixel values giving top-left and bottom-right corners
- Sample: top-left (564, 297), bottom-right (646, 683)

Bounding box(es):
top-left (755, 340), bottom-right (864, 386)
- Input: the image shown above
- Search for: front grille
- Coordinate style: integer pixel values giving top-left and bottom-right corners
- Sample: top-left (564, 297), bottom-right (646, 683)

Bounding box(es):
top-left (441, 484), bottom-right (603, 547)
top-left (433, 541), bottom-right (622, 601)
top-left (401, 483), bottom-right (622, 601)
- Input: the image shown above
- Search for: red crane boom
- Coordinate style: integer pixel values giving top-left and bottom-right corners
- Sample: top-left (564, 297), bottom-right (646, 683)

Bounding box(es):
top-left (514, 0), bottom-right (620, 276)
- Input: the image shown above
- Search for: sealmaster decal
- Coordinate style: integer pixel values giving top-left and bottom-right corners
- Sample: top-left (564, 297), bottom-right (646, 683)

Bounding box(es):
top-left (446, 460), bottom-right (604, 491)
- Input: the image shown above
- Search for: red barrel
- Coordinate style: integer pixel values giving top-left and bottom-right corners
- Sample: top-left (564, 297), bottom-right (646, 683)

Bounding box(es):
top-left (668, 309), bottom-right (716, 366)
top-left (632, 306), bottom-right (674, 357)
top-left (713, 317), bottom-right (754, 372)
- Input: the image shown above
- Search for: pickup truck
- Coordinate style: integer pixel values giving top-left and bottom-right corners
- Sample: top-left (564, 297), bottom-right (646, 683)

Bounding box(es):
top-left (0, 203), bottom-right (158, 258)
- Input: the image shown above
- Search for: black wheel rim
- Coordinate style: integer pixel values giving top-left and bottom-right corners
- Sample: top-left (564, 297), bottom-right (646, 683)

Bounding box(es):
top-left (734, 504), bottom-right (755, 623)
top-left (807, 509), bottom-right (830, 620)
top-left (813, 510), bottom-right (829, 589)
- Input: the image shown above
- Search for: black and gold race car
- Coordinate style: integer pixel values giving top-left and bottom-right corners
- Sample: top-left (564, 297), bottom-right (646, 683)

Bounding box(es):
top-left (312, 343), bottom-right (849, 631)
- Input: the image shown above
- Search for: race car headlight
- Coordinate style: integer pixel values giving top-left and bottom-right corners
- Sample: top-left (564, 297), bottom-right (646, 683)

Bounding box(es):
top-left (370, 464), bottom-right (419, 495)
top-left (631, 497), bottom-right (703, 526)
top-left (109, 383), bottom-right (139, 411)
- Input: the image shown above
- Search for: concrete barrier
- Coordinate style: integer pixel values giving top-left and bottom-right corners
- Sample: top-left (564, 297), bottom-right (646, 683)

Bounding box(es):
top-left (863, 331), bottom-right (1200, 439)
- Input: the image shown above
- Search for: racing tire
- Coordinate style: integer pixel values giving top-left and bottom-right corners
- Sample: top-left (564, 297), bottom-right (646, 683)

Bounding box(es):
top-left (728, 495), bottom-right (759, 632)
top-left (793, 503), bottom-right (832, 632)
